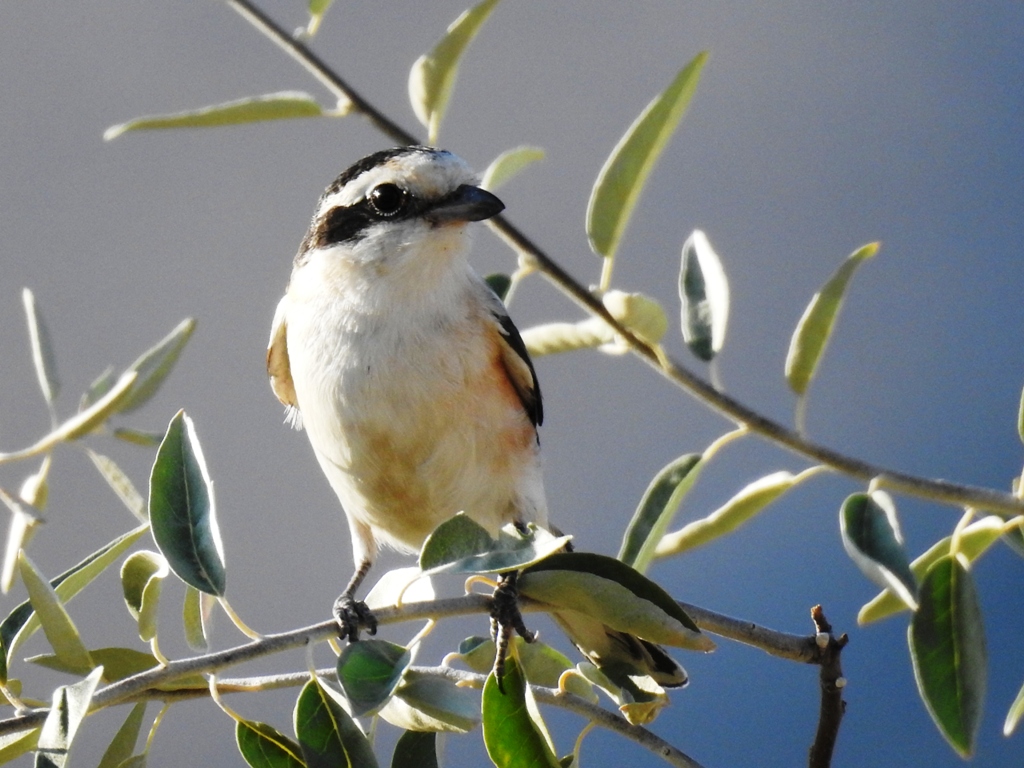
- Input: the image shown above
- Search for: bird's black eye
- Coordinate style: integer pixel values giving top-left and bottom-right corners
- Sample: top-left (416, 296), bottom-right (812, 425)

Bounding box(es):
top-left (367, 183), bottom-right (408, 217)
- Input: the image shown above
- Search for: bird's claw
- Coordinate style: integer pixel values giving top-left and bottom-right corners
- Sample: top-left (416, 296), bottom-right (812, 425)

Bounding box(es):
top-left (489, 571), bottom-right (536, 692)
top-left (333, 592), bottom-right (378, 642)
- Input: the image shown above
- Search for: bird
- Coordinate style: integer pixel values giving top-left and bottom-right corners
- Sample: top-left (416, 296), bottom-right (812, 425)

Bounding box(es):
top-left (267, 146), bottom-right (686, 688)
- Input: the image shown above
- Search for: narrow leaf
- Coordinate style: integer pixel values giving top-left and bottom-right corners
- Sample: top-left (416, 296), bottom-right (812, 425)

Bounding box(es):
top-left (30, 647), bottom-right (166, 684)
top-left (117, 318), bottom-right (195, 414)
top-left (859, 515), bottom-right (1005, 625)
top-left (0, 727), bottom-right (40, 763)
top-left (235, 719), bottom-right (305, 768)
top-left (96, 702), bottom-right (147, 768)
top-left (909, 555), bottom-right (986, 757)
top-left (1, 524), bottom-right (148, 665)
top-left (0, 487), bottom-right (42, 595)
top-left (679, 230), bottom-right (730, 361)
top-left (149, 410), bottom-right (225, 596)
top-left (586, 52), bottom-right (707, 263)
top-left (618, 453), bottom-right (703, 573)
top-left (306, 0), bottom-right (335, 36)
top-left (182, 585), bottom-right (209, 652)
top-left (105, 93), bottom-right (324, 140)
top-left (79, 366), bottom-right (116, 411)
top-left (18, 553), bottom-right (93, 675)
top-left (391, 731), bottom-right (437, 768)
top-left (840, 491), bottom-right (918, 610)
top-left (379, 669), bottom-right (480, 733)
top-left (120, 551), bottom-right (169, 642)
top-left (1005, 678), bottom-right (1024, 736)
top-left (408, 0), bottom-right (500, 143)
top-left (294, 677), bottom-right (378, 768)
top-left (36, 667), bottom-right (103, 768)
top-left (481, 146), bottom-right (545, 191)
top-left (336, 640), bottom-right (411, 717)
top-left (86, 450), bottom-right (147, 522)
top-left (1018, 385), bottom-right (1024, 445)
top-left (656, 471), bottom-right (799, 558)
top-left (22, 288), bottom-right (60, 404)
top-left (482, 654), bottom-right (560, 768)
top-left (785, 242), bottom-right (879, 396)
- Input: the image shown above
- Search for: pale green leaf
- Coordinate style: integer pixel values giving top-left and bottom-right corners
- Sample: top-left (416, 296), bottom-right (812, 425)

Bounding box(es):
top-left (379, 670), bottom-right (480, 733)
top-left (18, 553), bottom-right (93, 676)
top-left (22, 288), bottom-right (60, 404)
top-left (785, 242), bottom-right (879, 396)
top-left (586, 53), bottom-right (707, 265)
top-left (120, 551), bottom-right (169, 642)
top-left (618, 453), bottom-right (703, 573)
top-left (0, 486), bottom-right (42, 595)
top-left (408, 0), bottom-right (500, 143)
top-left (29, 647), bottom-right (166, 684)
top-left (1004, 678), bottom-right (1024, 736)
top-left (909, 555), bottom-right (986, 757)
top-left (105, 93), bottom-right (324, 141)
top-left (679, 230), bottom-right (730, 361)
top-left (840, 491), bottom-right (918, 611)
top-left (97, 702), bottom-right (147, 768)
top-left (36, 667), bottom-right (103, 768)
top-left (182, 585), bottom-right (209, 652)
top-left (149, 410), bottom-right (225, 596)
top-left (116, 318), bottom-right (195, 414)
top-left (306, 0), bottom-right (335, 36)
top-left (85, 450), bottom-right (147, 522)
top-left (79, 366), bottom-right (116, 412)
top-left (481, 146), bottom-right (544, 191)
top-left (0, 726), bottom-right (40, 764)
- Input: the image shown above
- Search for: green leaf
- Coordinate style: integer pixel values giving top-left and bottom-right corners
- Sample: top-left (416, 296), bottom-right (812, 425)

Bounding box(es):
top-left (294, 677), bottom-right (378, 768)
top-left (18, 553), bottom-right (94, 676)
top-left (408, 0), bottom-right (500, 143)
top-left (481, 146), bottom-right (545, 191)
top-left (679, 230), bottom-right (730, 362)
top-left (785, 242), bottom-right (879, 396)
top-left (390, 731), bottom-right (437, 768)
top-left (1, 524), bottom-right (148, 668)
top-left (22, 288), bottom-right (60, 404)
top-left (116, 318), bottom-right (195, 414)
top-left (105, 94), bottom-right (325, 141)
top-left (379, 670), bottom-right (480, 733)
top-left (656, 470), bottom-right (800, 558)
top-left (149, 410), bottom-right (225, 596)
top-left (182, 585), bottom-right (209, 652)
top-left (236, 719), bottom-right (305, 768)
top-left (29, 647), bottom-right (163, 683)
top-left (521, 553), bottom-right (711, 651)
top-left (336, 640), bottom-right (411, 717)
top-left (120, 551), bottom-right (169, 642)
top-left (586, 53), bottom-right (707, 267)
top-left (79, 366), bottom-right (116, 412)
top-left (482, 654), bottom-right (560, 768)
top-left (306, 0), bottom-right (335, 36)
top-left (96, 702), bottom-right (147, 768)
top-left (840, 492), bottom-right (918, 611)
top-left (85, 450), bottom-right (147, 522)
top-left (484, 273), bottom-right (512, 302)
top-left (36, 667), bottom-right (103, 768)
top-left (909, 555), bottom-right (986, 757)
top-left (419, 515), bottom-right (570, 575)
top-left (1005, 678), bottom-right (1024, 736)
top-left (111, 428), bottom-right (164, 447)
top-left (860, 516), bottom-right (1005, 624)
top-left (618, 453), bottom-right (703, 573)
top-left (0, 726), bottom-right (40, 763)
top-left (0, 485), bottom-right (43, 595)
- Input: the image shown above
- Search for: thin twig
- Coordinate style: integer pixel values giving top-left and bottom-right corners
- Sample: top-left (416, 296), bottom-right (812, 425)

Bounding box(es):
top-left (678, 601), bottom-right (819, 663)
top-left (807, 606), bottom-right (847, 768)
top-left (225, 0), bottom-right (1024, 517)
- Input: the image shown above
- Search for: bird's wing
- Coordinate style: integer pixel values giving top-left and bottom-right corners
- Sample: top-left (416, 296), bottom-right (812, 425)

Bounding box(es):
top-left (488, 295), bottom-right (543, 428)
top-left (267, 295), bottom-right (302, 428)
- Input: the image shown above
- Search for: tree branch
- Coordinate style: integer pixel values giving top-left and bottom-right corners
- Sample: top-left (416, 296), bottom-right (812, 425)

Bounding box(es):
top-left (807, 606), bottom-right (847, 768)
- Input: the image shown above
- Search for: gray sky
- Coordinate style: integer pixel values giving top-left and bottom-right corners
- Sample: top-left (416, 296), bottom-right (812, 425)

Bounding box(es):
top-left (1, 2), bottom-right (1023, 766)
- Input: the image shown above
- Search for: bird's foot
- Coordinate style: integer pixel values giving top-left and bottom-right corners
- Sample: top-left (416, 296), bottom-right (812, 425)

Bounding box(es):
top-left (333, 592), bottom-right (378, 643)
top-left (489, 571), bottom-right (536, 692)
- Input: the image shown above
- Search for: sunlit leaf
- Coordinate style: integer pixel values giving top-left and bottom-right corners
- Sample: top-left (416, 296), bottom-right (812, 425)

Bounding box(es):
top-left (29, 647), bottom-right (165, 684)
top-left (0, 726), bottom-right (40, 763)
top-left (294, 677), bottom-right (378, 768)
top-left (586, 53), bottom-right (707, 268)
top-left (121, 551), bottom-right (169, 642)
top-left (22, 288), bottom-right (60, 404)
top-left (859, 516), bottom-right (1006, 625)
top-left (785, 242), bottom-right (879, 396)
top-left (236, 719), bottom-right (305, 768)
top-left (0, 485), bottom-right (43, 595)
top-left (408, 0), bottom-right (500, 143)
top-left (36, 667), bottom-right (103, 768)
top-left (656, 471), bottom-right (799, 558)
top-left (182, 585), bottom-right (209, 652)
top-left (79, 366), bottom-right (116, 412)
top-left (390, 730), bottom-right (437, 768)
top-left (482, 654), bottom-right (560, 768)
top-left (116, 318), bottom-right (195, 414)
top-left (379, 670), bottom-right (480, 733)
top-left (679, 230), bottom-right (730, 361)
top-left (1005, 678), bottom-right (1024, 736)
top-left (306, 0), bottom-right (335, 36)
top-left (841, 491), bottom-right (918, 611)
top-left (1, 524), bottom-right (148, 667)
top-left (481, 146), bottom-right (544, 191)
top-left (149, 410), bottom-right (225, 596)
top-left (96, 702), bottom-right (147, 768)
top-left (18, 552), bottom-right (93, 675)
top-left (106, 94), bottom-right (325, 141)
top-left (86, 450), bottom-right (147, 522)
top-left (419, 515), bottom-right (570, 575)
top-left (909, 555), bottom-right (986, 757)
top-left (618, 453), bottom-right (703, 573)
top-left (111, 428), bottom-right (164, 447)
top-left (521, 291), bottom-right (667, 357)
top-left (336, 640), bottom-right (410, 717)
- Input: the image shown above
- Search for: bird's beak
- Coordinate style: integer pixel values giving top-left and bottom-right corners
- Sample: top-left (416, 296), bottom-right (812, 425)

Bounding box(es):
top-left (427, 184), bottom-right (505, 224)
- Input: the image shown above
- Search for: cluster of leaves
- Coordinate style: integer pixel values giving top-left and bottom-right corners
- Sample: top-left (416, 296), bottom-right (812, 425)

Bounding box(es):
top-left (2, 0), bottom-right (1024, 766)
